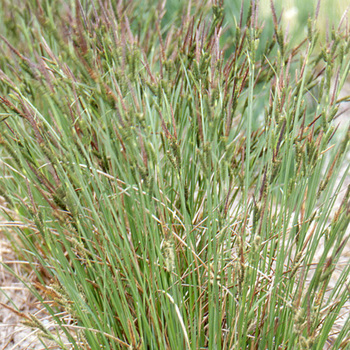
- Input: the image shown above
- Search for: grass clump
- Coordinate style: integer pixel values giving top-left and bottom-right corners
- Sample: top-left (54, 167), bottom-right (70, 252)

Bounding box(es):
top-left (0, 0), bottom-right (349, 349)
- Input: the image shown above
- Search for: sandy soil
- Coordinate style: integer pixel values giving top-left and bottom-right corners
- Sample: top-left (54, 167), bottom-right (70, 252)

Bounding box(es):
top-left (0, 236), bottom-right (48, 350)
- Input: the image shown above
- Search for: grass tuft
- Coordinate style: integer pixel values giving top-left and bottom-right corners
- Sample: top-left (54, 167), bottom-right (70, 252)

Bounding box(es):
top-left (0, 0), bottom-right (349, 349)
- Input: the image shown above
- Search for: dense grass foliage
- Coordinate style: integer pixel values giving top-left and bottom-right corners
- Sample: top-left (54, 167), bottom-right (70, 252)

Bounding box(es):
top-left (0, 0), bottom-right (349, 349)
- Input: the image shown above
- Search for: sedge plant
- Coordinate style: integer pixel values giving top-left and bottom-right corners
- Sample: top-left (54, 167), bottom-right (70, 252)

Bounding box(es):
top-left (0, 0), bottom-right (349, 349)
